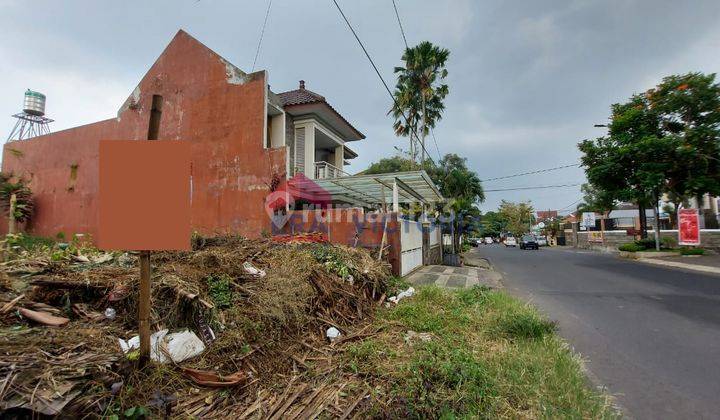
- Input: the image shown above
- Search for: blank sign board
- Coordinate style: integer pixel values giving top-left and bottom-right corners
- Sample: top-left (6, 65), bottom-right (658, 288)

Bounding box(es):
top-left (98, 140), bottom-right (191, 250)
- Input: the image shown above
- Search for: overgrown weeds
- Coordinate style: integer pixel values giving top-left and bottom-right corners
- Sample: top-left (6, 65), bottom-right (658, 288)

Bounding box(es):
top-left (344, 285), bottom-right (618, 418)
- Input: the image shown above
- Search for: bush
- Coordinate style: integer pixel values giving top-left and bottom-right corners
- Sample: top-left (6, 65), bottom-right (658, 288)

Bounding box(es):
top-left (680, 247), bottom-right (705, 256)
top-left (635, 238), bottom-right (656, 249)
top-left (661, 236), bottom-right (677, 249)
top-left (619, 243), bottom-right (644, 252)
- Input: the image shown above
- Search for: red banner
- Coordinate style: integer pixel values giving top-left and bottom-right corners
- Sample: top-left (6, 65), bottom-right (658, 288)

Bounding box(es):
top-left (678, 208), bottom-right (700, 246)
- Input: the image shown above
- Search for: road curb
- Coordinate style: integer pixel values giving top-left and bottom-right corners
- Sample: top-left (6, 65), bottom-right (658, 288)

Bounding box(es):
top-left (636, 258), bottom-right (720, 275)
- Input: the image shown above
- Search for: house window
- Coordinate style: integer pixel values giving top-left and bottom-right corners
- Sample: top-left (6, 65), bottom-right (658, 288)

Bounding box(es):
top-left (294, 127), bottom-right (305, 175)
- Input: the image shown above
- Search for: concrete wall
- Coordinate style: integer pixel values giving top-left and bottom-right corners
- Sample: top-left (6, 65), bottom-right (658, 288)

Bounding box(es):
top-left (565, 229), bottom-right (720, 249)
top-left (2, 30), bottom-right (287, 240)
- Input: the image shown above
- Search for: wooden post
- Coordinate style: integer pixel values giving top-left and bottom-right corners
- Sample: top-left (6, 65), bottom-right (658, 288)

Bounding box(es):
top-left (8, 194), bottom-right (17, 235)
top-left (139, 250), bottom-right (152, 364)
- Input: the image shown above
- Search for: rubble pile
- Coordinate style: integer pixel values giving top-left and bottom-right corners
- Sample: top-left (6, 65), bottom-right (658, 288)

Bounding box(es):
top-left (0, 234), bottom-right (391, 417)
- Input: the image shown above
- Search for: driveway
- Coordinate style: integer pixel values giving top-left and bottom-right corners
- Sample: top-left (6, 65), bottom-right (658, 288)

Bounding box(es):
top-left (476, 244), bottom-right (720, 419)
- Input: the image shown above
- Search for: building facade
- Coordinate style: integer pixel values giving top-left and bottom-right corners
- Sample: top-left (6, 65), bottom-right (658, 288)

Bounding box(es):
top-left (1, 30), bottom-right (364, 239)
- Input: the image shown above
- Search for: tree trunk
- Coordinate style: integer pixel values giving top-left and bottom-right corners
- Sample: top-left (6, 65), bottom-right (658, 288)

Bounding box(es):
top-left (421, 94), bottom-right (427, 168)
top-left (638, 201), bottom-right (648, 239)
top-left (653, 191), bottom-right (661, 251)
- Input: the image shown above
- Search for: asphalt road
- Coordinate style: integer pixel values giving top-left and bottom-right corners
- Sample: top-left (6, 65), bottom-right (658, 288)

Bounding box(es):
top-left (476, 244), bottom-right (720, 419)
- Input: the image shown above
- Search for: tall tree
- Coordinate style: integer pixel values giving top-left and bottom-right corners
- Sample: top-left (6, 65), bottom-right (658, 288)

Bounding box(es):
top-left (362, 155), bottom-right (415, 175)
top-left (575, 183), bottom-right (615, 215)
top-left (479, 211), bottom-right (507, 238)
top-left (390, 41), bottom-right (450, 165)
top-left (648, 72), bottom-right (720, 205)
top-left (579, 93), bottom-right (673, 237)
top-left (498, 200), bottom-right (534, 238)
top-left (580, 72), bottom-right (720, 237)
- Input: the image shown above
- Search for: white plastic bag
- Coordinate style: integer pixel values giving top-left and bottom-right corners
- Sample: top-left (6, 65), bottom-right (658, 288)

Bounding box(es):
top-left (388, 287), bottom-right (415, 304)
top-left (326, 327), bottom-right (341, 342)
top-left (243, 261), bottom-right (266, 278)
top-left (118, 329), bottom-right (205, 363)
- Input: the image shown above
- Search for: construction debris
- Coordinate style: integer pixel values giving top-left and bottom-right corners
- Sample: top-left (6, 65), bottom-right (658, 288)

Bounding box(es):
top-left (0, 234), bottom-right (392, 417)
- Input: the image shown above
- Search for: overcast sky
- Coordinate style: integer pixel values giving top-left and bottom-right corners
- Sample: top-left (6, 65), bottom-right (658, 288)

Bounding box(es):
top-left (2, 0), bottom-right (719, 213)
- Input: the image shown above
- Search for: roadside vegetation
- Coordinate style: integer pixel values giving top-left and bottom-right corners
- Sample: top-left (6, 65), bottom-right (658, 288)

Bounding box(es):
top-left (618, 236), bottom-right (705, 255)
top-left (579, 72), bottom-right (720, 236)
top-left (344, 286), bottom-right (618, 418)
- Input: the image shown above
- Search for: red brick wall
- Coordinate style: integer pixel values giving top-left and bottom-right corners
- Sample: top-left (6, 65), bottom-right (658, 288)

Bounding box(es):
top-left (1, 30), bottom-right (286, 239)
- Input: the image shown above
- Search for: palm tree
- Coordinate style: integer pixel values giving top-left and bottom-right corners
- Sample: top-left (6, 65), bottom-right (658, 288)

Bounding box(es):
top-left (390, 41), bottom-right (450, 166)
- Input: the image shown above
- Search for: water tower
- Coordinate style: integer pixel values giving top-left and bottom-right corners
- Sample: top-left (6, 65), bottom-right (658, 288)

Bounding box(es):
top-left (6, 89), bottom-right (54, 142)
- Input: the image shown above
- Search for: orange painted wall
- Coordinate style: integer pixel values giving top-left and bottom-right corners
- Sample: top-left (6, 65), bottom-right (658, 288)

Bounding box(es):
top-left (1, 30), bottom-right (287, 239)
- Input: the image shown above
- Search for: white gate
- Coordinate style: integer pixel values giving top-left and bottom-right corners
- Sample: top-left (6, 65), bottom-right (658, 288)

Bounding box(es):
top-left (400, 219), bottom-right (423, 276)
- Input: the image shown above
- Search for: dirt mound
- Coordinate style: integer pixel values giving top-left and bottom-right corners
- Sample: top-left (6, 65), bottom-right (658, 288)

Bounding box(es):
top-left (0, 235), bottom-right (391, 417)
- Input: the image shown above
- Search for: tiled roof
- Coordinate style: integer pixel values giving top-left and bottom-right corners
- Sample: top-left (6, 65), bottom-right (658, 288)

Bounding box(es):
top-left (277, 82), bottom-right (365, 140)
top-left (277, 88), bottom-right (326, 106)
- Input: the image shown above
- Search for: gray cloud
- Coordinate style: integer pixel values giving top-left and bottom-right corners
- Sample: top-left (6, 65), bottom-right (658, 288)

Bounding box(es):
top-left (1, 0), bottom-right (719, 213)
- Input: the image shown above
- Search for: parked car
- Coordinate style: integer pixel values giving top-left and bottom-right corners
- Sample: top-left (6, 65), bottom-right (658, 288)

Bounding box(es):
top-left (504, 236), bottom-right (517, 247)
top-left (467, 237), bottom-right (481, 247)
top-left (535, 235), bottom-right (548, 246)
top-left (519, 235), bottom-right (539, 250)
top-left (484, 237), bottom-right (493, 244)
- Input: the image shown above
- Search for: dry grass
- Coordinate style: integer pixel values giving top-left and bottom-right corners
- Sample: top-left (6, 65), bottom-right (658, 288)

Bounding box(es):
top-left (0, 235), bottom-right (391, 418)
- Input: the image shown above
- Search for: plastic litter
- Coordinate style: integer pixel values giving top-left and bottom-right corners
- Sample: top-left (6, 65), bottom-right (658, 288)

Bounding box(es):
top-left (118, 329), bottom-right (206, 363)
top-left (104, 307), bottom-right (116, 320)
top-left (243, 261), bottom-right (266, 278)
top-left (325, 327), bottom-right (341, 342)
top-left (387, 286), bottom-right (415, 304)
top-left (404, 330), bottom-right (432, 344)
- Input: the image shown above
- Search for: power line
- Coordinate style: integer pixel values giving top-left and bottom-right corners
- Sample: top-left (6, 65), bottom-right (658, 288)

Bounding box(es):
top-left (391, 0), bottom-right (408, 48)
top-left (481, 163), bottom-right (581, 182)
top-left (251, 0), bottom-right (274, 72)
top-left (484, 183), bottom-right (582, 192)
top-left (430, 128), bottom-right (442, 161)
top-left (558, 198), bottom-right (582, 211)
top-left (331, 0), bottom-right (435, 166)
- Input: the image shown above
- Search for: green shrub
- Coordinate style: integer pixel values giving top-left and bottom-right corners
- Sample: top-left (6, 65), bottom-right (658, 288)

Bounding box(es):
top-left (634, 238), bottom-right (656, 249)
top-left (661, 236), bottom-right (677, 249)
top-left (619, 243), bottom-right (643, 252)
top-left (680, 247), bottom-right (705, 256)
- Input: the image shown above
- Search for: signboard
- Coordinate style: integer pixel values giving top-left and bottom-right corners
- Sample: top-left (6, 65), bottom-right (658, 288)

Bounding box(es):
top-left (99, 140), bottom-right (191, 251)
top-left (581, 212), bottom-right (596, 228)
top-left (588, 231), bottom-right (603, 243)
top-left (678, 208), bottom-right (700, 246)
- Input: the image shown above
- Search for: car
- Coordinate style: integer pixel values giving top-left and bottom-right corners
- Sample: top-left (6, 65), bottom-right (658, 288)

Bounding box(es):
top-left (519, 235), bottom-right (539, 250)
top-left (484, 237), bottom-right (493, 244)
top-left (467, 237), bottom-right (480, 247)
top-left (504, 236), bottom-right (517, 247)
top-left (535, 235), bottom-right (548, 246)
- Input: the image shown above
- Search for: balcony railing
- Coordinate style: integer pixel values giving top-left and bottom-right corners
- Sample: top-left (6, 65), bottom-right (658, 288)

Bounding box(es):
top-left (314, 161), bottom-right (348, 179)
